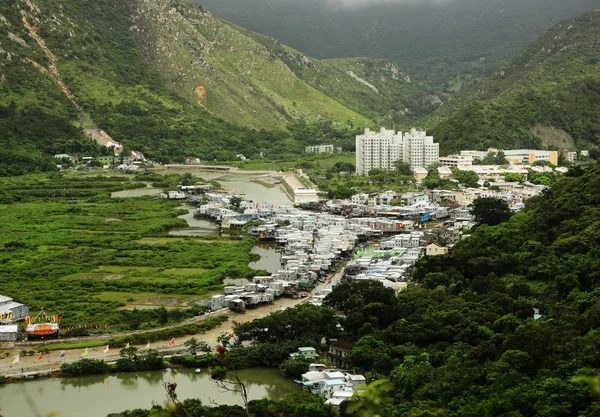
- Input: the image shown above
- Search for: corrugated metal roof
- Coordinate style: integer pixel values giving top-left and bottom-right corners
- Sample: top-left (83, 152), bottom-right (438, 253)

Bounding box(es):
top-left (0, 301), bottom-right (24, 314)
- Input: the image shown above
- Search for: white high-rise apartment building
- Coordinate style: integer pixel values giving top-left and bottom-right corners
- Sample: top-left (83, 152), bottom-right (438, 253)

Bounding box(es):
top-left (403, 129), bottom-right (439, 170)
top-left (355, 127), bottom-right (439, 175)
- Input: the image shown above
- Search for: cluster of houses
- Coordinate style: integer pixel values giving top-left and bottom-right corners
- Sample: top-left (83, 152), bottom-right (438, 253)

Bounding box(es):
top-left (196, 190), bottom-right (474, 312)
top-left (288, 346), bottom-right (366, 409)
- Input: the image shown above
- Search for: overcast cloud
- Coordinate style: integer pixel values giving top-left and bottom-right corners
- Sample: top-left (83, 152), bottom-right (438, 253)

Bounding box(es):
top-left (325, 0), bottom-right (449, 8)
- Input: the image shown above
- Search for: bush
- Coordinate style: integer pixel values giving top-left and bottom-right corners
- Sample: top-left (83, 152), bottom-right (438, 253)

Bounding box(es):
top-left (114, 349), bottom-right (165, 372)
top-left (169, 354), bottom-right (216, 368)
top-left (279, 357), bottom-right (312, 379)
top-left (61, 359), bottom-right (113, 376)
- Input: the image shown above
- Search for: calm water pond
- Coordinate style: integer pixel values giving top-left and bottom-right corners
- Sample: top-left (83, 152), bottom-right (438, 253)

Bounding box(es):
top-left (111, 172), bottom-right (291, 206)
top-left (168, 205), bottom-right (219, 237)
top-left (111, 186), bottom-right (162, 198)
top-left (188, 172), bottom-right (292, 207)
top-left (248, 245), bottom-right (282, 273)
top-left (0, 368), bottom-right (297, 417)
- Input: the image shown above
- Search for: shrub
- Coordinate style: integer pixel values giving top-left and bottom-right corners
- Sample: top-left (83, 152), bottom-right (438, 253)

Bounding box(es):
top-left (168, 354), bottom-right (216, 368)
top-left (61, 359), bottom-right (113, 376)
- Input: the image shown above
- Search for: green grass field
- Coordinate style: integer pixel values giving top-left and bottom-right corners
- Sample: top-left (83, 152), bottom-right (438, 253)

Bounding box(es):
top-left (0, 174), bottom-right (265, 332)
top-left (216, 152), bottom-right (356, 171)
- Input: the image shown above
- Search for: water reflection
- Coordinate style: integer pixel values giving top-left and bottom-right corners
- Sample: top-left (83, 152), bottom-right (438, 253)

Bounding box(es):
top-left (1, 368), bottom-right (297, 417)
top-left (168, 205), bottom-right (219, 237)
top-left (248, 244), bottom-right (282, 273)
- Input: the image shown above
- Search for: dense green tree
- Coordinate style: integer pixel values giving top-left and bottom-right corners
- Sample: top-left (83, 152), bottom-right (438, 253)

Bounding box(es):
top-left (470, 197), bottom-right (512, 226)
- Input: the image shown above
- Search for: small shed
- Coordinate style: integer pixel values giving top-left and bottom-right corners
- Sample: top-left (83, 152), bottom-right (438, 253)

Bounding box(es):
top-left (0, 325), bottom-right (19, 342)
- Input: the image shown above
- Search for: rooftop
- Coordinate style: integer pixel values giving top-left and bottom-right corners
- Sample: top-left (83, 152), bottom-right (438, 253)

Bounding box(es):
top-left (330, 340), bottom-right (354, 351)
top-left (324, 379), bottom-right (346, 386)
top-left (298, 347), bottom-right (317, 352)
top-left (303, 371), bottom-right (326, 381)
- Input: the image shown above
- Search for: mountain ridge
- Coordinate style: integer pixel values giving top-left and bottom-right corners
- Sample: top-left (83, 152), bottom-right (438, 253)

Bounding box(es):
top-left (197, 0), bottom-right (599, 89)
top-left (0, 0), bottom-right (428, 171)
top-left (425, 10), bottom-right (600, 154)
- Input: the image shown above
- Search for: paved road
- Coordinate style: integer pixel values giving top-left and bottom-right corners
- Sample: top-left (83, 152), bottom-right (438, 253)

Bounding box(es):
top-left (0, 263), bottom-right (343, 377)
top-left (0, 280), bottom-right (336, 376)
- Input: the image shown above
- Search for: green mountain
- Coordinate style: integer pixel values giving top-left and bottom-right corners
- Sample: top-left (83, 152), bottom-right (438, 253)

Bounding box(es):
top-left (232, 28), bottom-right (440, 125)
top-left (0, 0), bottom-right (434, 174)
top-left (426, 11), bottom-right (600, 155)
top-left (197, 0), bottom-right (598, 90)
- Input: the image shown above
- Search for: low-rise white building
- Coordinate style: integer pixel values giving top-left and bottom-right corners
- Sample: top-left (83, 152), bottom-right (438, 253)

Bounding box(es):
top-left (0, 325), bottom-right (19, 342)
top-left (439, 154), bottom-right (474, 167)
top-left (294, 188), bottom-right (319, 204)
top-left (305, 144), bottom-right (342, 154)
top-left (350, 193), bottom-right (369, 205)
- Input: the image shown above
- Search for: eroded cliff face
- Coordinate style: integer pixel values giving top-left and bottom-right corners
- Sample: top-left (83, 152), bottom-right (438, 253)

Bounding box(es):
top-left (0, 0), bottom-right (81, 115)
top-left (129, 0), bottom-right (367, 130)
top-left (0, 0), bottom-right (428, 135)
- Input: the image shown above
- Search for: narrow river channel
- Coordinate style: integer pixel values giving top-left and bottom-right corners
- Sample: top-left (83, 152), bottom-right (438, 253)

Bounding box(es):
top-left (0, 368), bottom-right (298, 417)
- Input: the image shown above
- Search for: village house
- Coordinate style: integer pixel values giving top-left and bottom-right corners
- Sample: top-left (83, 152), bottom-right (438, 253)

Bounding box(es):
top-left (350, 193), bottom-right (369, 205)
top-left (425, 243), bottom-right (449, 256)
top-left (0, 325), bottom-right (19, 342)
top-left (400, 192), bottom-right (429, 206)
top-left (290, 346), bottom-right (319, 360)
top-left (0, 295), bottom-right (29, 322)
top-left (328, 340), bottom-right (353, 368)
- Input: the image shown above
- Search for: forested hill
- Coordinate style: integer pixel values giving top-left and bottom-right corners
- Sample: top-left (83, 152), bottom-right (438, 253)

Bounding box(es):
top-left (427, 11), bottom-right (600, 155)
top-left (323, 161), bottom-right (600, 415)
top-left (197, 0), bottom-right (598, 90)
top-left (0, 0), bottom-right (435, 174)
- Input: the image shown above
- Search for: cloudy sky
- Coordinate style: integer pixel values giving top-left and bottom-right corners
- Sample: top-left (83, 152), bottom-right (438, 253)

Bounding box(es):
top-left (325, 0), bottom-right (449, 8)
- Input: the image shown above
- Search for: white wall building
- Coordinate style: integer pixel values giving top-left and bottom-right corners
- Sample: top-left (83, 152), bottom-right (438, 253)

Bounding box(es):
top-left (439, 154), bottom-right (474, 167)
top-left (403, 129), bottom-right (439, 170)
top-left (305, 144), bottom-right (342, 154)
top-left (355, 128), bottom-right (439, 175)
top-left (294, 188), bottom-right (319, 204)
top-left (355, 128), bottom-right (403, 175)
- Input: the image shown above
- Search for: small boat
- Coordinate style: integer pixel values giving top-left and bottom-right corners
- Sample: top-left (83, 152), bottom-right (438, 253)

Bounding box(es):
top-left (195, 368), bottom-right (201, 374)
top-left (293, 379), bottom-right (303, 385)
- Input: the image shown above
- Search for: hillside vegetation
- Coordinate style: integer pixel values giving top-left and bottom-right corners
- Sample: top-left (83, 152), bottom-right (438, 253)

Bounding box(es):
top-left (1, 0), bottom-right (417, 170)
top-left (234, 28), bottom-right (440, 125)
top-left (427, 11), bottom-right (600, 154)
top-left (319, 162), bottom-right (600, 415)
top-left (198, 0), bottom-right (598, 90)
